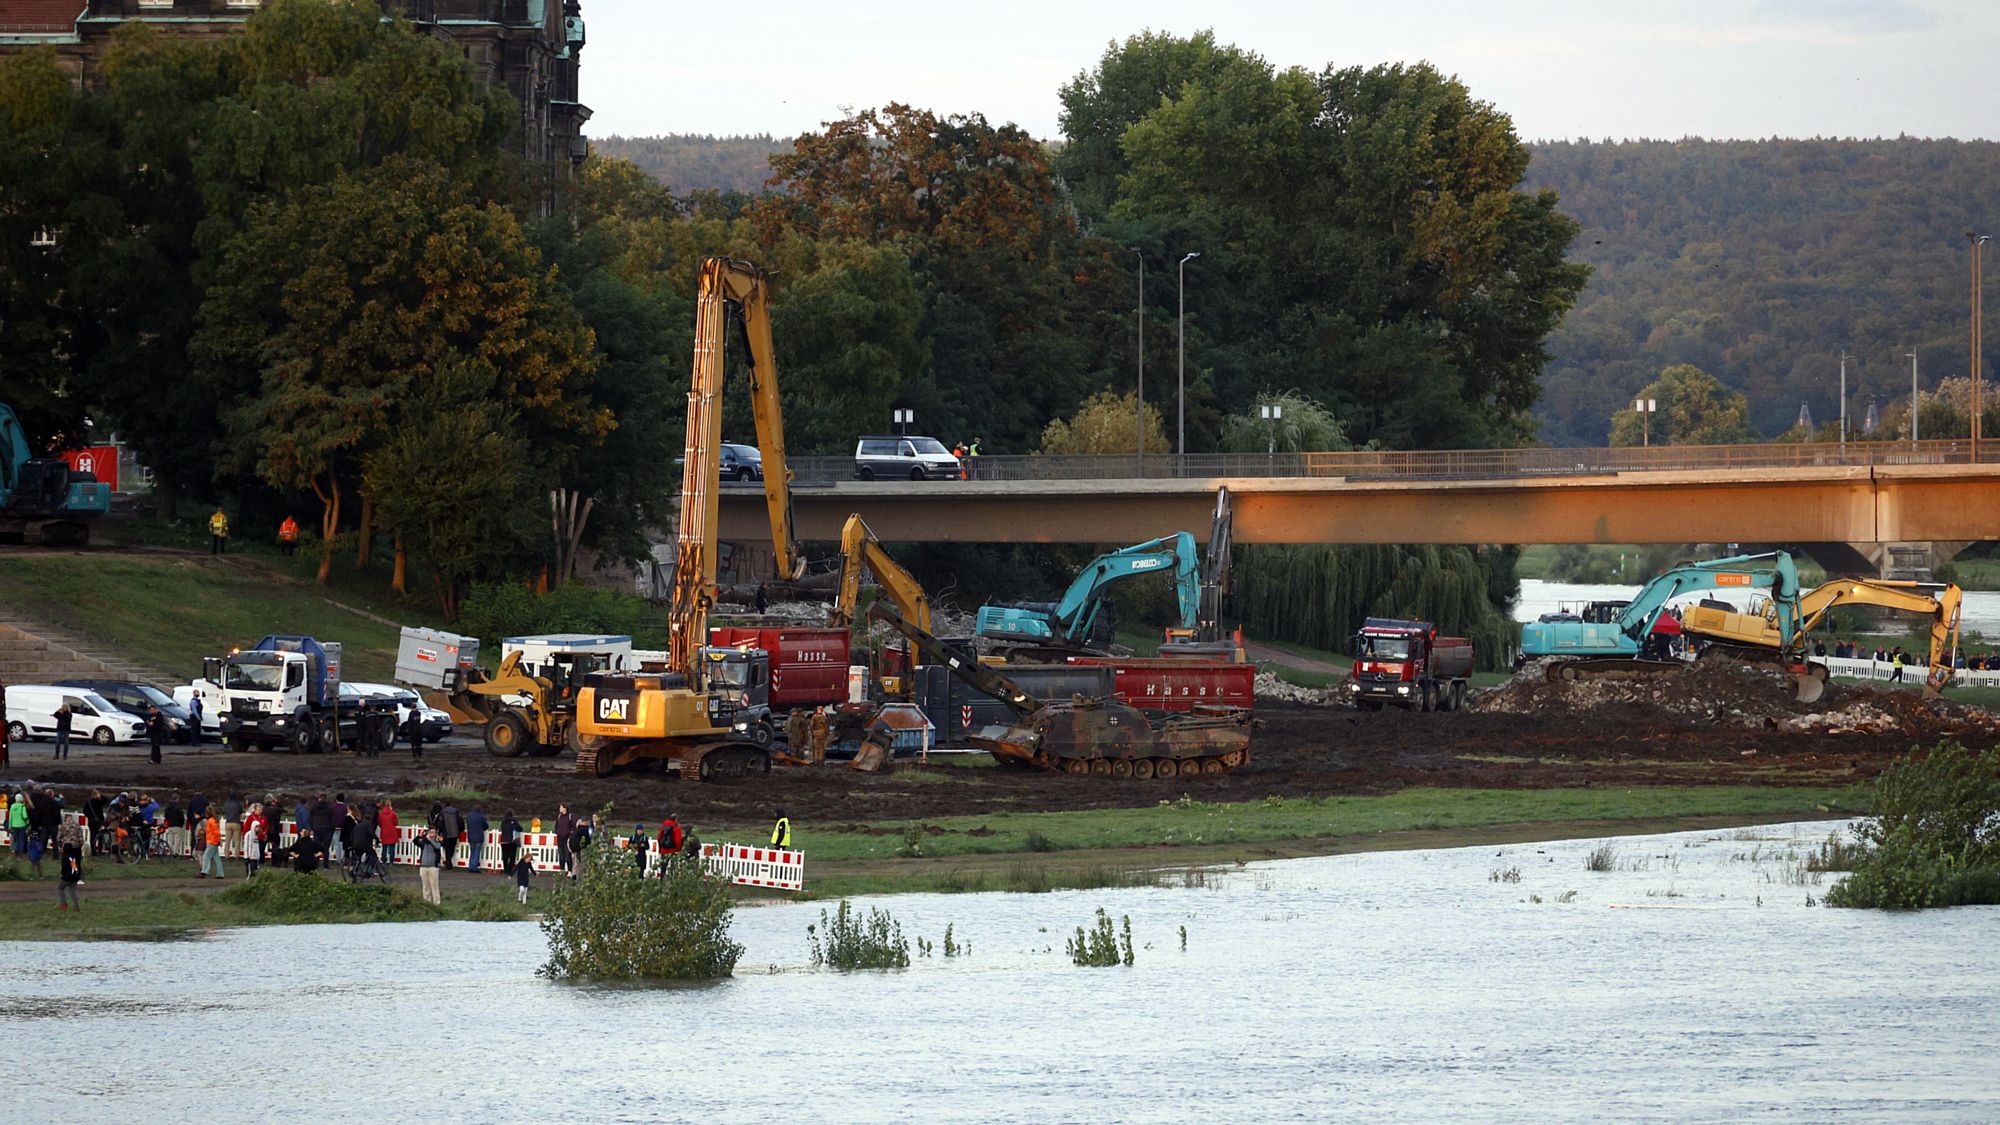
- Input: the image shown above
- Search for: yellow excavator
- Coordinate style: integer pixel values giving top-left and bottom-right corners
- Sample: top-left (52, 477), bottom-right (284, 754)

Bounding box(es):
top-left (1682, 579), bottom-right (1963, 700)
top-left (571, 257), bottom-right (806, 779)
top-left (830, 513), bottom-right (932, 698)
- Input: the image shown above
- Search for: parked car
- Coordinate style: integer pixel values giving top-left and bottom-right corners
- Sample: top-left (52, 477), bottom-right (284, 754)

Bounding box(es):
top-left (342, 681), bottom-right (454, 741)
top-left (54, 679), bottom-right (196, 743)
top-left (4, 684), bottom-right (146, 745)
top-left (674, 443), bottom-right (764, 483)
top-left (854, 435), bottom-right (962, 481)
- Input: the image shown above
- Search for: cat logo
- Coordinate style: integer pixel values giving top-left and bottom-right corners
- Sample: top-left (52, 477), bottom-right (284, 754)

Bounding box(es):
top-left (597, 696), bottom-right (633, 722)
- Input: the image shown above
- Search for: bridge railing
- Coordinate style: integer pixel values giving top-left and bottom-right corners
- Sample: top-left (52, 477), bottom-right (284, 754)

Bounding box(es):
top-left (785, 439), bottom-right (1999, 483)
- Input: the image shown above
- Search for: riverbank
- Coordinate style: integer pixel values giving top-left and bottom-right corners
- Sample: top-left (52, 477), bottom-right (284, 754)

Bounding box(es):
top-left (0, 784), bottom-right (1864, 939)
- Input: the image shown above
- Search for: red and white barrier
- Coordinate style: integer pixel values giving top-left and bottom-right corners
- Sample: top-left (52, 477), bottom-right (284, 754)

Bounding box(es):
top-left (701, 842), bottom-right (805, 890)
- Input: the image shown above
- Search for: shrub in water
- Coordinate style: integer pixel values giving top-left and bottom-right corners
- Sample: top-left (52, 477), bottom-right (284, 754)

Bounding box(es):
top-left (809, 900), bottom-right (911, 970)
top-left (1826, 741), bottom-right (2000, 910)
top-left (1584, 844), bottom-right (1619, 872)
top-left (1066, 907), bottom-right (1135, 967)
top-left (539, 845), bottom-right (742, 981)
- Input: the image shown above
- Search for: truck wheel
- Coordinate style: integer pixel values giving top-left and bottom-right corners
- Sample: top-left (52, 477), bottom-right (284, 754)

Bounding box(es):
top-left (485, 710), bottom-right (530, 758)
top-left (318, 722), bottom-right (340, 754)
top-left (227, 736), bottom-right (250, 753)
top-left (1451, 681), bottom-right (1466, 711)
top-left (6, 720), bottom-right (26, 743)
top-left (93, 725), bottom-right (115, 745)
top-left (289, 720), bottom-right (315, 755)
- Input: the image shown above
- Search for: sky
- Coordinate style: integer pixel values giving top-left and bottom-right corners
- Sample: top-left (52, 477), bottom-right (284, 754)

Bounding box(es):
top-left (580, 0), bottom-right (2000, 142)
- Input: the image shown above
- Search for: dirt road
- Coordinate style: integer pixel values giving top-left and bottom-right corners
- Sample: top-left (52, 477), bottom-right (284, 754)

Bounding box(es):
top-left (5, 673), bottom-right (1988, 831)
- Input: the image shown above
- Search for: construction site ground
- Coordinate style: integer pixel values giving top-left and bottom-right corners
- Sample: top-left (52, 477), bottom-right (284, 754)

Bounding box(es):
top-left (9, 666), bottom-right (1990, 836)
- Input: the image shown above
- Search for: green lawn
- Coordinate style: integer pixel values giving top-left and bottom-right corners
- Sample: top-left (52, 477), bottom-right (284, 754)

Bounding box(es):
top-left (0, 552), bottom-right (442, 682)
top-left (790, 784), bottom-right (1867, 864)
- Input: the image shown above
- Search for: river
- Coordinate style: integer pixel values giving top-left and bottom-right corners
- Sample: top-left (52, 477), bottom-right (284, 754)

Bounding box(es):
top-left (7, 821), bottom-right (1998, 1121)
top-left (1517, 579), bottom-right (2000, 639)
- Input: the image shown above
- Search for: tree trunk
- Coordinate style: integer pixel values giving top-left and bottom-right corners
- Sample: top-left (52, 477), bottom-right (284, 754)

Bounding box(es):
top-left (434, 568), bottom-right (458, 623)
top-left (355, 493), bottom-right (373, 568)
top-left (313, 476), bottom-right (342, 585)
top-left (152, 467), bottom-right (178, 521)
top-left (391, 534), bottom-right (407, 595)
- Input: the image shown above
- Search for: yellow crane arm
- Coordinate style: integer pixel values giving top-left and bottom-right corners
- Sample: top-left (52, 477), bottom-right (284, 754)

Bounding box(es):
top-left (831, 514), bottom-right (932, 634)
top-left (1683, 579), bottom-right (1963, 695)
top-left (669, 258), bottom-right (805, 678)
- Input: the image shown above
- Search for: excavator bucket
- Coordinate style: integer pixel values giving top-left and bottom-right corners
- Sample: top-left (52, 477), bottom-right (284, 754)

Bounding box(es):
top-left (1790, 664), bottom-right (1828, 705)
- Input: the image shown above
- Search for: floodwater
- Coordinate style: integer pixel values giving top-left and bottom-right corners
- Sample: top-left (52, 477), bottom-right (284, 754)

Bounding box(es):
top-left (1519, 579), bottom-right (2000, 638)
top-left (7, 821), bottom-right (1999, 1122)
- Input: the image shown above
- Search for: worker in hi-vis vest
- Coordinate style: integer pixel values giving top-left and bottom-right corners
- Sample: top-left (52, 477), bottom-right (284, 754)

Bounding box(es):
top-left (208, 508), bottom-right (230, 555)
top-left (770, 808), bottom-right (791, 849)
top-left (278, 515), bottom-right (299, 556)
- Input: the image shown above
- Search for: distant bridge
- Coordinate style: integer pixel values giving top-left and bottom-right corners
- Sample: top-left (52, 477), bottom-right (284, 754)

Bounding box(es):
top-left (714, 440), bottom-right (2000, 576)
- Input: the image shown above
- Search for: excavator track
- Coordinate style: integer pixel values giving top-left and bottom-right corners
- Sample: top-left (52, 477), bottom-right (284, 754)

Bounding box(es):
top-left (1543, 658), bottom-right (1687, 683)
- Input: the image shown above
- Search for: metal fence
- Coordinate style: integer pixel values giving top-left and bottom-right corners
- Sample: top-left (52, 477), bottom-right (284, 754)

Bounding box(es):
top-left (784, 440), bottom-right (2000, 484)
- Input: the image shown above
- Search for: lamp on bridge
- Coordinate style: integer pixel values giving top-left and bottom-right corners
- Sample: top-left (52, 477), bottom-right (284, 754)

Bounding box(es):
top-left (893, 408), bottom-right (914, 436)
top-left (1260, 402), bottom-right (1285, 464)
top-left (1633, 398), bottom-right (1657, 447)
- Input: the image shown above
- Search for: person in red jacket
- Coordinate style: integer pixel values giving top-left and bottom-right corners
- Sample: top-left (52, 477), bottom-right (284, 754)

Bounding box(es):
top-left (376, 801), bottom-right (401, 867)
top-left (656, 815), bottom-right (683, 876)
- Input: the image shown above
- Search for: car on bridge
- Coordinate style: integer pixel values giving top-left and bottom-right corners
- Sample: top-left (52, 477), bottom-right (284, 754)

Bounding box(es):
top-left (854, 435), bottom-right (961, 481)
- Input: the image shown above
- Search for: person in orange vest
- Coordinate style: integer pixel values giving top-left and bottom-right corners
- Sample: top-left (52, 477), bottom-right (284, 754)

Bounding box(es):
top-left (278, 515), bottom-right (299, 556)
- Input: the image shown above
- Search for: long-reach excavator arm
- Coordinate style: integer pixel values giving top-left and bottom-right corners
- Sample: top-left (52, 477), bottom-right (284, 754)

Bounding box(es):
top-left (668, 257), bottom-right (804, 679)
top-left (831, 514), bottom-right (932, 635)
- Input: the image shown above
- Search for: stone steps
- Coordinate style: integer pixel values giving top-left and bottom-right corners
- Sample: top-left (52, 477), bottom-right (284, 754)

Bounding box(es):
top-left (0, 619), bottom-right (178, 689)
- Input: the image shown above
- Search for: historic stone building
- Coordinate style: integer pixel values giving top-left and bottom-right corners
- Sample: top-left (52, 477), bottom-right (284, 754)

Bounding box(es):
top-left (0, 0), bottom-right (589, 210)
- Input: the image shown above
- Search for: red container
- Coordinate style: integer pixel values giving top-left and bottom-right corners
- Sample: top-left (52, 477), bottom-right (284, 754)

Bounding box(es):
top-left (1067, 657), bottom-right (1255, 712)
top-left (709, 627), bottom-right (852, 709)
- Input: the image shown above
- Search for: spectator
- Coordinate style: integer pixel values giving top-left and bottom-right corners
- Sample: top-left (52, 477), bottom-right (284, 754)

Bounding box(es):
top-left (134, 793), bottom-right (159, 859)
top-left (464, 806), bottom-right (489, 873)
top-left (439, 803), bottom-right (463, 870)
top-left (242, 803), bottom-right (266, 878)
top-left (565, 816), bottom-right (591, 881)
top-left (1812, 639), bottom-right (1827, 658)
top-left (197, 809), bottom-right (224, 879)
top-left (58, 834), bottom-right (83, 910)
top-left (292, 796), bottom-right (310, 840)
top-left (163, 794), bottom-right (187, 857)
top-left (417, 828), bottom-right (444, 905)
top-left (500, 811), bottom-right (522, 877)
top-left (6, 791), bottom-right (23, 857)
top-left (308, 795), bottom-right (334, 863)
top-left (630, 823), bottom-right (649, 875)
top-left (330, 793), bottom-right (350, 865)
top-left (0, 674), bottom-right (8, 768)
top-left (145, 705), bottom-right (167, 765)
top-left (377, 801), bottom-right (401, 866)
top-left (53, 702), bottom-right (72, 760)
top-left (513, 850), bottom-right (534, 904)
top-left (84, 790), bottom-right (106, 856)
top-left (554, 804), bottom-right (575, 877)
top-left (187, 789), bottom-right (209, 827)
top-left (345, 803), bottom-right (375, 868)
top-left (222, 793), bottom-right (244, 857)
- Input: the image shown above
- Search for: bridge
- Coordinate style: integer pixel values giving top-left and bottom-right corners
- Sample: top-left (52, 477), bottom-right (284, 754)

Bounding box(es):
top-left (713, 440), bottom-right (2000, 576)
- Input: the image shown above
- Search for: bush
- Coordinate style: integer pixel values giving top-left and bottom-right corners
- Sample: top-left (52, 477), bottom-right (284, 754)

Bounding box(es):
top-left (216, 870), bottom-right (438, 922)
top-left (1584, 844), bottom-right (1619, 872)
top-left (1826, 741), bottom-right (2000, 910)
top-left (809, 900), bottom-right (910, 970)
top-left (539, 844), bottom-right (742, 981)
top-left (1066, 907), bottom-right (1134, 967)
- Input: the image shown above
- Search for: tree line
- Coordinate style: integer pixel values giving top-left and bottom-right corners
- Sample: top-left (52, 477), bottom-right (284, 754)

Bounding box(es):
top-left (3, 11), bottom-right (1578, 644)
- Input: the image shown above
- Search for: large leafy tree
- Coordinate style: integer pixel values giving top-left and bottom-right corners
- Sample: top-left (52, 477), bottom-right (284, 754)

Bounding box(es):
top-left (197, 156), bottom-right (602, 582)
top-left (1608, 364), bottom-right (1754, 446)
top-left (1060, 35), bottom-right (1588, 450)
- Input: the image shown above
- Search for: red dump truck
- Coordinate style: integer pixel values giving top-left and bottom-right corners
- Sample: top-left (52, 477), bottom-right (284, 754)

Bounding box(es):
top-left (1345, 617), bottom-right (1474, 712)
top-left (707, 626), bottom-right (852, 711)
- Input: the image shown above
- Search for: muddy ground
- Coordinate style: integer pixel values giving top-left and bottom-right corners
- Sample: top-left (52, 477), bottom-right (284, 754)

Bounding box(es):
top-left (7, 672), bottom-right (1993, 831)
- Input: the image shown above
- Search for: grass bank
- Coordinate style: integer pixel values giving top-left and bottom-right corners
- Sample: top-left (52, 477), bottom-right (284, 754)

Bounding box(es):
top-left (0, 553), bottom-right (434, 682)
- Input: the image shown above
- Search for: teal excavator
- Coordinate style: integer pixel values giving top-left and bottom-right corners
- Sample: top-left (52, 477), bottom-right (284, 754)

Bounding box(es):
top-left (0, 403), bottom-right (110, 545)
top-left (974, 532), bottom-right (1199, 659)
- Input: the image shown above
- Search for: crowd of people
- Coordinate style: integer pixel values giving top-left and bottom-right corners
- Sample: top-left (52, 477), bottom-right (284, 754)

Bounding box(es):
top-left (0, 783), bottom-right (778, 911)
top-left (1812, 640), bottom-right (1998, 676)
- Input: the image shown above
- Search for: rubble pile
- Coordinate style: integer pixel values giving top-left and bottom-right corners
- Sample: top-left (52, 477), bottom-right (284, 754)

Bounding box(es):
top-left (1471, 657), bottom-right (2000, 736)
top-left (1254, 671), bottom-right (1336, 705)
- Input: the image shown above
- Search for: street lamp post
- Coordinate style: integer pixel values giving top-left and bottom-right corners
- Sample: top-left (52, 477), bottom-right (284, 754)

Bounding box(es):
top-left (1634, 398), bottom-right (1656, 447)
top-left (1838, 347), bottom-right (1848, 448)
top-left (1908, 350), bottom-right (1919, 449)
top-left (1260, 402), bottom-right (1284, 471)
top-left (1178, 252), bottom-right (1199, 460)
top-left (893, 408), bottom-right (913, 436)
top-left (1131, 248), bottom-right (1145, 465)
top-left (1973, 233), bottom-right (1990, 463)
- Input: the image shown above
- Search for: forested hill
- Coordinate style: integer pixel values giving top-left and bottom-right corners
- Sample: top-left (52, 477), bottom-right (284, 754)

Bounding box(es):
top-left (592, 133), bottom-right (787, 194)
top-left (1523, 138), bottom-right (2000, 445)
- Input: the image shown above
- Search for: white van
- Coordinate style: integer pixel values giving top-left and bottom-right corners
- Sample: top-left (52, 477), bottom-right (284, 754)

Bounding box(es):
top-left (4, 685), bottom-right (148, 745)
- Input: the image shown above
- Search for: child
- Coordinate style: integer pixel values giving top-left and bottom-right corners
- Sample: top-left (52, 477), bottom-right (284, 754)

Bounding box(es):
top-left (58, 837), bottom-right (82, 911)
top-left (513, 853), bottom-right (534, 905)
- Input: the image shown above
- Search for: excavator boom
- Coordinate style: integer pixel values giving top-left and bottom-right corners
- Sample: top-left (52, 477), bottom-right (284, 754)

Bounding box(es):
top-left (976, 532), bottom-right (1200, 648)
top-left (1683, 579), bottom-right (1963, 698)
top-left (832, 514), bottom-right (932, 635)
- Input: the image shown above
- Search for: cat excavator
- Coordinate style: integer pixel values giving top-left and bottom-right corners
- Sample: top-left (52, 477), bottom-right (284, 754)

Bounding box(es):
top-left (571, 258), bottom-right (806, 779)
top-left (1682, 579), bottom-right (1963, 700)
